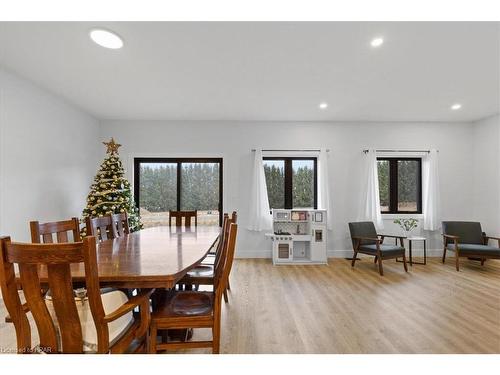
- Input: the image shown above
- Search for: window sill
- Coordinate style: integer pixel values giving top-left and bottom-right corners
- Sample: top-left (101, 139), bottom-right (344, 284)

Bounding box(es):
top-left (381, 213), bottom-right (424, 220)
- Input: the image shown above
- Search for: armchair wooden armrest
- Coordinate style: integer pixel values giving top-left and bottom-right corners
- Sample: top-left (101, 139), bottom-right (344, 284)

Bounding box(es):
top-left (352, 236), bottom-right (381, 243)
top-left (378, 234), bottom-right (406, 239)
top-left (483, 235), bottom-right (500, 247)
top-left (103, 288), bottom-right (154, 324)
top-left (442, 234), bottom-right (459, 247)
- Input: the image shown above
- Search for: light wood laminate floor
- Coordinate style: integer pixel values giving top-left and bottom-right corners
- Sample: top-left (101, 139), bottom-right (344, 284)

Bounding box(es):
top-left (1, 258), bottom-right (499, 354)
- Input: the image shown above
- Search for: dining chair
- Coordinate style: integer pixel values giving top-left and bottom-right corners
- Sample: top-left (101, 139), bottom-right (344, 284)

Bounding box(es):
top-left (30, 217), bottom-right (80, 243)
top-left (4, 217), bottom-right (82, 324)
top-left (348, 221), bottom-right (408, 276)
top-left (111, 212), bottom-right (130, 238)
top-left (86, 216), bottom-right (115, 241)
top-left (149, 222), bottom-right (238, 354)
top-left (181, 212), bottom-right (237, 302)
top-left (0, 236), bottom-right (154, 353)
top-left (169, 210), bottom-right (198, 228)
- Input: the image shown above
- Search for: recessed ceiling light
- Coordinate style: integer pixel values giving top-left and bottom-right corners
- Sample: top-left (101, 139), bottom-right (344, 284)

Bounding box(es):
top-left (370, 37), bottom-right (384, 48)
top-left (451, 103), bottom-right (462, 110)
top-left (319, 102), bottom-right (328, 110)
top-left (89, 28), bottom-right (123, 49)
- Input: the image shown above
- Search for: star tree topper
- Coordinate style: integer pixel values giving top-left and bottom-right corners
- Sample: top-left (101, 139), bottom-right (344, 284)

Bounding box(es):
top-left (103, 137), bottom-right (121, 155)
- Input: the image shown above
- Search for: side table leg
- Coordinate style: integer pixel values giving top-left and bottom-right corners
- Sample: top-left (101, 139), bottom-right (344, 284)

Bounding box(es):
top-left (424, 239), bottom-right (427, 265)
top-left (409, 240), bottom-right (413, 266)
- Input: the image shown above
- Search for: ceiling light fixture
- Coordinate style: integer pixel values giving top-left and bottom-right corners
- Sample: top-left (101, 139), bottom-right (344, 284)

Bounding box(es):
top-left (319, 102), bottom-right (328, 110)
top-left (451, 103), bottom-right (462, 110)
top-left (370, 37), bottom-right (384, 48)
top-left (89, 28), bottom-right (123, 49)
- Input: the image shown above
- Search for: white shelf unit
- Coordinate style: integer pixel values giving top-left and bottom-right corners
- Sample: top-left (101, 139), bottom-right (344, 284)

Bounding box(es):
top-left (266, 209), bottom-right (328, 265)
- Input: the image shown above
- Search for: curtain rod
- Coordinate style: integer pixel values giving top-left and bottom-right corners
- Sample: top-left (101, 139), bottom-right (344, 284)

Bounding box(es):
top-left (363, 149), bottom-right (436, 154)
top-left (251, 149), bottom-right (330, 152)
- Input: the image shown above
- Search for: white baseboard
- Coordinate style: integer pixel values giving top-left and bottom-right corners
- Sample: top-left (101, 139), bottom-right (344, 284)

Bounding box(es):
top-left (235, 249), bottom-right (444, 259)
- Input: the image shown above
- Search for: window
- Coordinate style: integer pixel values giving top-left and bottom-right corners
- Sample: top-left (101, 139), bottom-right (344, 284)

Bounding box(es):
top-left (263, 157), bottom-right (317, 209)
top-left (134, 158), bottom-right (222, 227)
top-left (377, 158), bottom-right (422, 214)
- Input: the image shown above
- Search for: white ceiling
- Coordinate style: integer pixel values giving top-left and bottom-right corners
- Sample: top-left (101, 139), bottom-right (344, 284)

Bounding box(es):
top-left (0, 22), bottom-right (498, 122)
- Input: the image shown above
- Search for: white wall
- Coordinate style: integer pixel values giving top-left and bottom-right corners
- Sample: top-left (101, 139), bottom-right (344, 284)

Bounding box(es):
top-left (100, 120), bottom-right (477, 257)
top-left (0, 67), bottom-right (100, 241)
top-left (472, 114), bottom-right (500, 235)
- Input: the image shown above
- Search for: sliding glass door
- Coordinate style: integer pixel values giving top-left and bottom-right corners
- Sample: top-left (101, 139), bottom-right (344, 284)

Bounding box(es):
top-left (134, 158), bottom-right (223, 227)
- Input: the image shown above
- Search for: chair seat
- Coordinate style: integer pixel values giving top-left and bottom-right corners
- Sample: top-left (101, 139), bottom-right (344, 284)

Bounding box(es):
top-left (153, 291), bottom-right (214, 320)
top-left (447, 243), bottom-right (500, 256)
top-left (187, 264), bottom-right (214, 277)
top-left (359, 244), bottom-right (405, 256)
top-left (46, 289), bottom-right (134, 353)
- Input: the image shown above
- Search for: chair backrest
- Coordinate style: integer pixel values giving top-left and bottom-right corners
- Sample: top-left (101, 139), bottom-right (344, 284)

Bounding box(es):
top-left (30, 218), bottom-right (80, 244)
top-left (348, 221), bottom-right (378, 248)
top-left (169, 210), bottom-right (198, 228)
top-left (111, 212), bottom-right (130, 238)
top-left (0, 236), bottom-right (109, 354)
top-left (86, 216), bottom-right (115, 241)
top-left (223, 212), bottom-right (237, 281)
top-left (212, 213), bottom-right (229, 263)
top-left (442, 221), bottom-right (484, 245)
top-left (214, 223), bottom-right (238, 301)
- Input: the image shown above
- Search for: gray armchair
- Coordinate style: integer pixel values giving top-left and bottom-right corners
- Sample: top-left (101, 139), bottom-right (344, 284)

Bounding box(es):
top-left (442, 221), bottom-right (500, 271)
top-left (348, 221), bottom-right (408, 276)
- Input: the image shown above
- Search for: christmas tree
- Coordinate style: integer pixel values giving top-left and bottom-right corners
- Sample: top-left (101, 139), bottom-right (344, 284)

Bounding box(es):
top-left (80, 138), bottom-right (142, 237)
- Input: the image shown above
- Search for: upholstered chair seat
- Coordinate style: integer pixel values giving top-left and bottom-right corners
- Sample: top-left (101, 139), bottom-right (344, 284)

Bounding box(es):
top-left (445, 244), bottom-right (500, 256)
top-left (359, 244), bottom-right (405, 256)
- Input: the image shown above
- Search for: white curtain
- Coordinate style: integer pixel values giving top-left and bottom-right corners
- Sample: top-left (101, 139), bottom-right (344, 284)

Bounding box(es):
top-left (360, 149), bottom-right (384, 229)
top-left (422, 149), bottom-right (441, 231)
top-left (247, 149), bottom-right (273, 231)
top-left (317, 149), bottom-right (333, 230)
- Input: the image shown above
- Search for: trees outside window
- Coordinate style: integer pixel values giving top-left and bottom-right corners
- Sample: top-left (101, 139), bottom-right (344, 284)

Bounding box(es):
top-left (134, 158), bottom-right (222, 227)
top-left (377, 158), bottom-right (422, 214)
top-left (263, 157), bottom-right (317, 209)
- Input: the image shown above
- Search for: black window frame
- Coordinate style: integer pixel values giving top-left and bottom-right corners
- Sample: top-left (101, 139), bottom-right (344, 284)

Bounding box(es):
top-left (263, 157), bottom-right (318, 210)
top-left (377, 157), bottom-right (422, 214)
top-left (133, 157), bottom-right (223, 226)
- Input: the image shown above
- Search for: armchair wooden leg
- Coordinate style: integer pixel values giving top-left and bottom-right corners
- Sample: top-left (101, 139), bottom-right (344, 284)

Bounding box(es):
top-left (442, 247), bottom-right (447, 263)
top-left (402, 253), bottom-right (408, 272)
top-left (351, 251), bottom-right (358, 267)
top-left (378, 257), bottom-right (384, 276)
top-left (374, 256), bottom-right (378, 263)
top-left (455, 252), bottom-right (460, 271)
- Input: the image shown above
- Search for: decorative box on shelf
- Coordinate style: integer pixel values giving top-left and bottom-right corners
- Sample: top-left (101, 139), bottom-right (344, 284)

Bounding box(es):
top-left (265, 209), bottom-right (328, 265)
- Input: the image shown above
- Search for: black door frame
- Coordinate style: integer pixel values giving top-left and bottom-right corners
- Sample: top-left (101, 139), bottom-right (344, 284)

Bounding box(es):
top-left (133, 157), bottom-right (223, 226)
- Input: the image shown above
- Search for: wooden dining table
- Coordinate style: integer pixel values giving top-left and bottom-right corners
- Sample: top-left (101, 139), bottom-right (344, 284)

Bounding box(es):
top-left (36, 226), bottom-right (220, 289)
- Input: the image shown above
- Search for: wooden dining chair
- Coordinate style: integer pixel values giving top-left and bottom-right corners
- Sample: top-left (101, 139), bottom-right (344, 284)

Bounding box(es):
top-left (111, 212), bottom-right (130, 238)
top-left (182, 212), bottom-right (237, 302)
top-left (30, 217), bottom-right (80, 243)
top-left (86, 216), bottom-right (115, 241)
top-left (169, 210), bottom-right (198, 228)
top-left (149, 222), bottom-right (238, 354)
top-left (0, 236), bottom-right (154, 354)
top-left (4, 217), bottom-right (82, 324)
